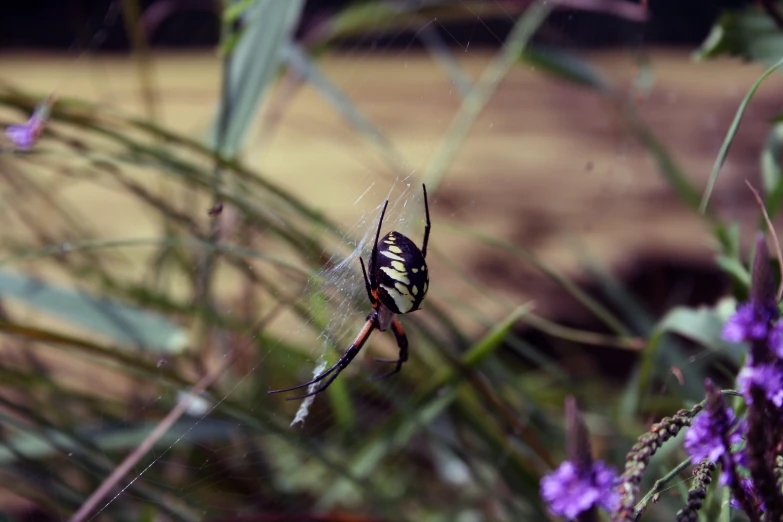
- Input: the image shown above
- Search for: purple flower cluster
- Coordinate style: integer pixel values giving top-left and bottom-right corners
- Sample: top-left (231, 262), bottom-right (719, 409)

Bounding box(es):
top-left (683, 407), bottom-right (743, 466)
top-left (540, 460), bottom-right (619, 519)
top-left (722, 299), bottom-right (783, 409)
top-left (538, 238), bottom-right (783, 519)
top-left (722, 302), bottom-right (780, 346)
top-left (680, 287), bottom-right (783, 513)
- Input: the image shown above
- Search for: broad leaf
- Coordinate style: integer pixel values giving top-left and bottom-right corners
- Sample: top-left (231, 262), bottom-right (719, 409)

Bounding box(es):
top-left (0, 269), bottom-right (187, 353)
top-left (654, 301), bottom-right (745, 365)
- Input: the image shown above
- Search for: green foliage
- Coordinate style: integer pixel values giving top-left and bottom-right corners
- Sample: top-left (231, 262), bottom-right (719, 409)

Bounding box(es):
top-left (0, 268), bottom-right (186, 353)
top-left (695, 3), bottom-right (783, 66)
top-left (211, 0), bottom-right (306, 156)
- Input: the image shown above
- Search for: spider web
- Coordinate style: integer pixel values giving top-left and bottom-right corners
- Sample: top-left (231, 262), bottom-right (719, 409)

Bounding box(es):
top-left (287, 177), bottom-right (427, 425)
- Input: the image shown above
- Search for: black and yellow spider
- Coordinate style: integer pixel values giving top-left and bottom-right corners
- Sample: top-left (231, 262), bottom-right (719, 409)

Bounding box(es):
top-left (269, 184), bottom-right (431, 400)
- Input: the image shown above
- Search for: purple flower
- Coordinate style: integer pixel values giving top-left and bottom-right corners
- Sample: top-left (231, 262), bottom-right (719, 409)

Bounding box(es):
top-left (738, 364), bottom-right (783, 407)
top-left (684, 408), bottom-right (744, 464)
top-left (769, 323), bottom-right (783, 359)
top-left (5, 101), bottom-right (51, 150)
top-left (540, 460), bottom-right (619, 519)
top-left (5, 120), bottom-right (42, 149)
top-left (722, 303), bottom-right (776, 343)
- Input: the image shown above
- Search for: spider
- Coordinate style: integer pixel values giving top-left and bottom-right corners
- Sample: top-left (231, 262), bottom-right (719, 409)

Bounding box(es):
top-left (268, 184), bottom-right (431, 400)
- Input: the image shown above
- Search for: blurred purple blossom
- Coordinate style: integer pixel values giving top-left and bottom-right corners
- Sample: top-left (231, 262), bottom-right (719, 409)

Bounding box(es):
top-left (769, 323), bottom-right (783, 359)
top-left (738, 364), bottom-right (783, 407)
top-left (722, 303), bottom-right (777, 344)
top-left (4, 100), bottom-right (51, 150)
top-left (684, 407), bottom-right (744, 465)
top-left (540, 460), bottom-right (619, 519)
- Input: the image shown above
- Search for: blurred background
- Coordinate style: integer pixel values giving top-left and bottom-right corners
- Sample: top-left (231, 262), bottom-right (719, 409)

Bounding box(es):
top-left (0, 0), bottom-right (780, 520)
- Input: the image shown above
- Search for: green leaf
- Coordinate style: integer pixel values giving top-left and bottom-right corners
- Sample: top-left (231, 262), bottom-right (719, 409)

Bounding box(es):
top-left (716, 254), bottom-right (751, 291)
top-left (654, 303), bottom-right (744, 364)
top-left (0, 269), bottom-right (187, 353)
top-left (695, 5), bottom-right (783, 66)
top-left (211, 0), bottom-right (305, 157)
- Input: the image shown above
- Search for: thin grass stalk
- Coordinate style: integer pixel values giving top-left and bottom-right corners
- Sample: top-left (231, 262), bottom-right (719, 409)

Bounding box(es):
top-left (699, 55), bottom-right (783, 213)
top-left (194, 18), bottom-right (235, 366)
top-left (444, 221), bottom-right (631, 336)
top-left (120, 0), bottom-right (159, 122)
top-left (422, 0), bottom-right (554, 192)
top-left (0, 398), bottom-right (198, 521)
top-left (68, 350), bottom-right (237, 522)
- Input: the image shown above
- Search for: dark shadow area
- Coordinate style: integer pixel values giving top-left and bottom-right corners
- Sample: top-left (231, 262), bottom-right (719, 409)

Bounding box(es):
top-left (0, 0), bottom-right (758, 51)
top-left (505, 255), bottom-right (731, 382)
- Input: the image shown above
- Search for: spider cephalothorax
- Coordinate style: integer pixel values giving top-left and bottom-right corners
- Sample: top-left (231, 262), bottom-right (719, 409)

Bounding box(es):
top-left (269, 184), bottom-right (431, 400)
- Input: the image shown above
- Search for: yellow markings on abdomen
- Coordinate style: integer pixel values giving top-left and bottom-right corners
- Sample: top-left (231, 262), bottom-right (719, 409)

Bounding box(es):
top-left (394, 282), bottom-right (411, 296)
top-left (380, 266), bottom-right (410, 285)
top-left (380, 250), bottom-right (405, 262)
top-left (381, 283), bottom-right (416, 313)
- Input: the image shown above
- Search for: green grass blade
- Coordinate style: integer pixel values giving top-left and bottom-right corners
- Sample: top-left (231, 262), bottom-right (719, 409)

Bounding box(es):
top-left (423, 0), bottom-right (554, 192)
top-left (209, 0), bottom-right (305, 157)
top-left (762, 122), bottom-right (783, 218)
top-left (699, 55), bottom-right (783, 213)
top-left (445, 222), bottom-right (631, 336)
top-left (515, 43), bottom-right (706, 215)
top-left (462, 304), bottom-right (531, 367)
top-left (0, 419), bottom-right (237, 464)
top-left (518, 45), bottom-right (612, 92)
top-left (319, 304), bottom-right (533, 506)
top-left (283, 44), bottom-right (407, 172)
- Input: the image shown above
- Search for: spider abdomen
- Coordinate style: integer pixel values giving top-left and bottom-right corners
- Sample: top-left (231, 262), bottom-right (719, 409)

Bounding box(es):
top-left (373, 231), bottom-right (429, 314)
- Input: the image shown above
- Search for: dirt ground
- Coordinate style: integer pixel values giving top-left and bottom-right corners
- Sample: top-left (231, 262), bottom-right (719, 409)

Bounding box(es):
top-left (0, 48), bottom-right (780, 329)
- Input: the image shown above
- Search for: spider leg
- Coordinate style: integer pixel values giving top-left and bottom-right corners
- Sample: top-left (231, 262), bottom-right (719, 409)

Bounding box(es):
top-left (282, 368), bottom-right (344, 401)
top-left (370, 199), bottom-right (389, 290)
top-left (268, 317), bottom-right (377, 400)
top-left (266, 362), bottom-right (341, 394)
top-left (359, 257), bottom-right (374, 305)
top-left (421, 183), bottom-right (431, 259)
top-left (368, 317), bottom-right (409, 382)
